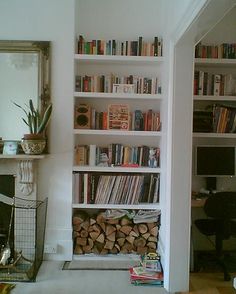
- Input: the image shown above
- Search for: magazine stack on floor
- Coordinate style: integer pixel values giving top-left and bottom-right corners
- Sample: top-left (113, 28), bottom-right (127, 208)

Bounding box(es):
top-left (129, 252), bottom-right (163, 286)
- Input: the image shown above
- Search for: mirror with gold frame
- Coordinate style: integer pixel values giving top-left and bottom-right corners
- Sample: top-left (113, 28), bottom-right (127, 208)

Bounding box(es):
top-left (0, 41), bottom-right (50, 144)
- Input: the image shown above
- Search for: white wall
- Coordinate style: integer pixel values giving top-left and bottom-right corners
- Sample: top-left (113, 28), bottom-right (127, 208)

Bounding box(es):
top-left (0, 0), bottom-right (75, 260)
top-left (0, 0), bottom-right (231, 292)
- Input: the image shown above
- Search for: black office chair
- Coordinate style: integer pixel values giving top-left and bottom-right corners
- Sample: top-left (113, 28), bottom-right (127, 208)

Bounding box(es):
top-left (194, 191), bottom-right (236, 281)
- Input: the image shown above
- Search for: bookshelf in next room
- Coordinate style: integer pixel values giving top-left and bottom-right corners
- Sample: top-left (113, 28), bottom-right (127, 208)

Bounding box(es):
top-left (193, 42), bottom-right (236, 195)
top-left (193, 42), bottom-right (236, 138)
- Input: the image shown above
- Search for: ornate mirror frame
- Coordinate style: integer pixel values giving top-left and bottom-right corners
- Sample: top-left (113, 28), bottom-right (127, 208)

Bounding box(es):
top-left (0, 40), bottom-right (51, 115)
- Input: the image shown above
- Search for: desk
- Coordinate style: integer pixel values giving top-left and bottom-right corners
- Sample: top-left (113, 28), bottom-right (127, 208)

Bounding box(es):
top-left (191, 197), bottom-right (207, 207)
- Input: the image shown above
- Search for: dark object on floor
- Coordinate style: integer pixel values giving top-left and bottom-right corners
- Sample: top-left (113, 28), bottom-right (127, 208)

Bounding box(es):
top-left (195, 191), bottom-right (236, 281)
top-left (0, 282), bottom-right (15, 293)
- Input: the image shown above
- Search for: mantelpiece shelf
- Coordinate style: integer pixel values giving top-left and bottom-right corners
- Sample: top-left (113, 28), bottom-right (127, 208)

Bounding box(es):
top-left (0, 155), bottom-right (45, 160)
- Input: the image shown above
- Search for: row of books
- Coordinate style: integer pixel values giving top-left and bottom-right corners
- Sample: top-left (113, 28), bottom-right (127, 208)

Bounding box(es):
top-left (75, 74), bottom-right (161, 94)
top-left (77, 35), bottom-right (163, 57)
top-left (194, 71), bottom-right (236, 96)
top-left (213, 104), bottom-right (236, 133)
top-left (75, 144), bottom-right (160, 168)
top-left (75, 106), bottom-right (161, 132)
top-left (195, 42), bottom-right (236, 59)
top-left (73, 172), bottom-right (160, 205)
top-left (129, 253), bottom-right (163, 286)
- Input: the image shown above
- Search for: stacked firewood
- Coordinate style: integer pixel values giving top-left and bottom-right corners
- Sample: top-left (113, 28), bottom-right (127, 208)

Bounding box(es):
top-left (73, 211), bottom-right (159, 255)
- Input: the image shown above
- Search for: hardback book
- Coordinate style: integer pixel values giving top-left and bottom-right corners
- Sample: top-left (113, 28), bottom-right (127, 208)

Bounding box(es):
top-left (108, 104), bottom-right (129, 130)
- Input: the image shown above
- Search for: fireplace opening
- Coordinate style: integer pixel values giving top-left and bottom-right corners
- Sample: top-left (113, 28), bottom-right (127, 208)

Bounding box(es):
top-left (0, 175), bottom-right (15, 259)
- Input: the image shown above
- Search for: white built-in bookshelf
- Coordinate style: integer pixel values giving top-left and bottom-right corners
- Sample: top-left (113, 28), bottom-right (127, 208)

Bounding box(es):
top-left (72, 33), bottom-right (164, 262)
top-left (73, 46), bottom-right (164, 208)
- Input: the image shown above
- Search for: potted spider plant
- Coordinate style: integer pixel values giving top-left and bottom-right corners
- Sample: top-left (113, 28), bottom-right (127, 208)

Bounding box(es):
top-left (13, 99), bottom-right (52, 154)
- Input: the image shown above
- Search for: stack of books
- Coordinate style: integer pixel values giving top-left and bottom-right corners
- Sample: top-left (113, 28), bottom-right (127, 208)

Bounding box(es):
top-left (129, 253), bottom-right (163, 286)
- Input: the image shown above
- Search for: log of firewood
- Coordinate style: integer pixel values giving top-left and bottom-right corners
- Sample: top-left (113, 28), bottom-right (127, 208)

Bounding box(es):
top-left (73, 213), bottom-right (86, 225)
top-left (96, 233), bottom-right (105, 244)
top-left (129, 230), bottom-right (139, 238)
top-left (147, 241), bottom-right (156, 249)
top-left (120, 217), bottom-right (132, 226)
top-left (100, 222), bottom-right (106, 232)
top-left (115, 243), bottom-right (120, 251)
top-left (83, 245), bottom-right (92, 253)
top-left (147, 222), bottom-right (156, 230)
top-left (100, 248), bottom-right (109, 255)
top-left (117, 237), bottom-right (125, 247)
top-left (142, 232), bottom-right (151, 240)
top-left (148, 248), bottom-right (156, 253)
top-left (76, 237), bottom-right (87, 246)
top-left (119, 225), bottom-right (132, 235)
top-left (94, 241), bottom-right (104, 252)
top-left (116, 231), bottom-right (126, 238)
top-left (96, 213), bottom-right (106, 224)
top-left (136, 246), bottom-right (148, 255)
top-left (134, 237), bottom-right (146, 248)
top-left (110, 246), bottom-right (118, 254)
top-left (89, 231), bottom-right (100, 241)
top-left (121, 241), bottom-right (133, 252)
top-left (104, 240), bottom-right (115, 250)
top-left (150, 226), bottom-right (158, 237)
top-left (120, 247), bottom-right (128, 254)
top-left (73, 223), bottom-right (82, 232)
top-left (81, 219), bottom-right (90, 231)
top-left (106, 231), bottom-right (116, 242)
top-left (148, 236), bottom-right (157, 242)
top-left (116, 224), bottom-right (121, 230)
top-left (80, 229), bottom-right (89, 238)
top-left (90, 218), bottom-right (97, 226)
top-left (126, 235), bottom-right (135, 244)
top-left (73, 231), bottom-right (80, 238)
top-left (105, 224), bottom-right (116, 236)
top-left (92, 224), bottom-right (102, 233)
top-left (133, 225), bottom-right (140, 236)
top-left (74, 244), bottom-right (83, 254)
top-left (88, 238), bottom-right (94, 249)
top-left (106, 218), bottom-right (119, 225)
top-left (92, 245), bottom-right (100, 255)
top-left (138, 223), bottom-right (148, 234)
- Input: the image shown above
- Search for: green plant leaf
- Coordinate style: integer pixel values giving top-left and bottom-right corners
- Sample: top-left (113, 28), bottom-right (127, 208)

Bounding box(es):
top-left (37, 103), bottom-right (52, 134)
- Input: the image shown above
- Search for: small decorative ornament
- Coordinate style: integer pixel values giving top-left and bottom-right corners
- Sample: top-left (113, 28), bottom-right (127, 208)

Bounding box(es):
top-left (3, 140), bottom-right (19, 155)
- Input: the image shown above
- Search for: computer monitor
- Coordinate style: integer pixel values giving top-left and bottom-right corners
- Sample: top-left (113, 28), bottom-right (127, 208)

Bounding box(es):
top-left (195, 145), bottom-right (236, 191)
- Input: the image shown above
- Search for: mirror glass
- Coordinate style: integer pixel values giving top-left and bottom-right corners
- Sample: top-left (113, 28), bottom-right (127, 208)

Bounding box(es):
top-left (0, 41), bottom-right (50, 141)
